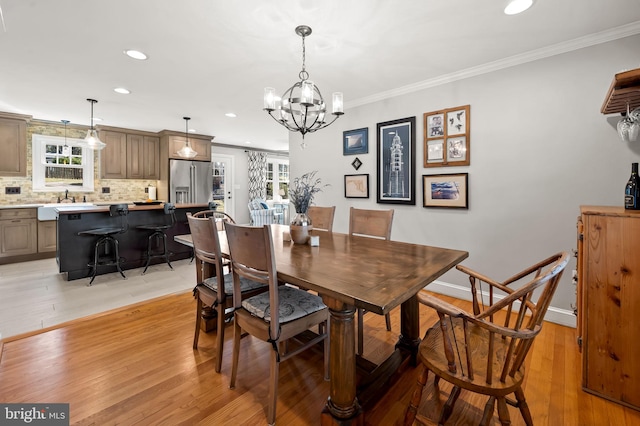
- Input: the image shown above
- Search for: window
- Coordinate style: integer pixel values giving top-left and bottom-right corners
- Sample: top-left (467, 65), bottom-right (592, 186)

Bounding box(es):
top-left (265, 158), bottom-right (289, 201)
top-left (32, 134), bottom-right (94, 192)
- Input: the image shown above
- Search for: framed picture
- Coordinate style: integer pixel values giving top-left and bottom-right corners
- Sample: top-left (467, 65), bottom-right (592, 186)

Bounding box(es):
top-left (351, 157), bottom-right (363, 170)
top-left (344, 174), bottom-right (369, 198)
top-left (424, 105), bottom-right (470, 167)
top-left (422, 173), bottom-right (468, 209)
top-left (343, 127), bottom-right (368, 155)
top-left (376, 116), bottom-right (416, 205)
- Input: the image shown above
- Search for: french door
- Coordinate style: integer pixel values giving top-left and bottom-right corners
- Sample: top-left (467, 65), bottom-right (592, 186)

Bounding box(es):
top-left (211, 154), bottom-right (235, 218)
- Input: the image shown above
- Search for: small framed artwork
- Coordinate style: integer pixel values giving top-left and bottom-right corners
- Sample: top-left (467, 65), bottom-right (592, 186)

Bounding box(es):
top-left (351, 157), bottom-right (363, 170)
top-left (376, 116), bottom-right (416, 205)
top-left (422, 173), bottom-right (468, 209)
top-left (424, 105), bottom-right (470, 167)
top-left (343, 128), bottom-right (368, 155)
top-left (344, 174), bottom-right (369, 198)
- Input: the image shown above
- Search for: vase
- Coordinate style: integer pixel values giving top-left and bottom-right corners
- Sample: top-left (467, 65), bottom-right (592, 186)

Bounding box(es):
top-left (290, 212), bottom-right (313, 244)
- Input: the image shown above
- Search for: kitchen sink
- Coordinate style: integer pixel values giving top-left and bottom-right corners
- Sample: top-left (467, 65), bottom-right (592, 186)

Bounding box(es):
top-left (37, 202), bottom-right (94, 220)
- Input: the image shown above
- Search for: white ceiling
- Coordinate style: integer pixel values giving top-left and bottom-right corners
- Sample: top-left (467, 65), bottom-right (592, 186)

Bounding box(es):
top-left (1, 0), bottom-right (640, 153)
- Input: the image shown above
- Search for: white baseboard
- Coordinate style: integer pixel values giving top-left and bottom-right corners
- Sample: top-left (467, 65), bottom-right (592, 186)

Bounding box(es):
top-left (425, 280), bottom-right (577, 328)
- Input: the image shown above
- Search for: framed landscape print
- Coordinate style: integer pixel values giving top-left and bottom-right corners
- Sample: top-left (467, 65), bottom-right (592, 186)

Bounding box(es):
top-left (376, 117), bottom-right (416, 205)
top-left (343, 128), bottom-right (368, 155)
top-left (424, 105), bottom-right (470, 167)
top-left (422, 173), bottom-right (468, 209)
top-left (344, 174), bottom-right (369, 198)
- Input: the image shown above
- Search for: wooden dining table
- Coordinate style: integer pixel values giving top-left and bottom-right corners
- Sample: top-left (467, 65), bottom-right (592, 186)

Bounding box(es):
top-left (175, 224), bottom-right (468, 425)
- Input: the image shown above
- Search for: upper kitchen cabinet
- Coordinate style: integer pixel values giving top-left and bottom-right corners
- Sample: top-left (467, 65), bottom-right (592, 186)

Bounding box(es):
top-left (127, 133), bottom-right (160, 179)
top-left (0, 112), bottom-right (31, 177)
top-left (99, 127), bottom-right (160, 179)
top-left (159, 130), bottom-right (213, 162)
top-left (100, 130), bottom-right (127, 179)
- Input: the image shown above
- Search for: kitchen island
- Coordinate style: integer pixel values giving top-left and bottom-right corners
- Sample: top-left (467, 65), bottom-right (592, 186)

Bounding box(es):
top-left (57, 203), bottom-right (208, 281)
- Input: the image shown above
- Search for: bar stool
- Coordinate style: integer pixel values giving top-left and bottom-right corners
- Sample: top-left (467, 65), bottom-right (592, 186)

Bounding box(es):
top-left (78, 204), bottom-right (129, 285)
top-left (137, 203), bottom-right (176, 274)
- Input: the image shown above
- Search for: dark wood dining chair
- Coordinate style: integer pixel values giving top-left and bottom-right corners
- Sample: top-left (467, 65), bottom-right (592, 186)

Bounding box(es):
top-left (349, 207), bottom-right (394, 355)
top-left (187, 213), bottom-right (267, 373)
top-left (404, 252), bottom-right (569, 426)
top-left (307, 205), bottom-right (336, 232)
top-left (226, 222), bottom-right (329, 425)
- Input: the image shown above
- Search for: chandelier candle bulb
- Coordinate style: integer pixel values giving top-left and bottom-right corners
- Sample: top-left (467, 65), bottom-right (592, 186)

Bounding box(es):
top-left (301, 81), bottom-right (314, 106)
top-left (264, 87), bottom-right (276, 111)
top-left (332, 92), bottom-right (344, 114)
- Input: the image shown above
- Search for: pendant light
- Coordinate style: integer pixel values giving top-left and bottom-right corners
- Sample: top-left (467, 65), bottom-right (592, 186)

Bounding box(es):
top-left (61, 120), bottom-right (71, 157)
top-left (177, 116), bottom-right (198, 158)
top-left (84, 98), bottom-right (106, 150)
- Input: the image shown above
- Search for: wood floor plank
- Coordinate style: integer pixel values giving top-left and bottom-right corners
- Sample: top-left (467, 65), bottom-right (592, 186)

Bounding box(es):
top-left (1, 290), bottom-right (638, 425)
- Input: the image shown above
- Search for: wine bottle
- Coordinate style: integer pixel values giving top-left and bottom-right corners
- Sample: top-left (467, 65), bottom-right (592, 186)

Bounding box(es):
top-left (624, 162), bottom-right (640, 210)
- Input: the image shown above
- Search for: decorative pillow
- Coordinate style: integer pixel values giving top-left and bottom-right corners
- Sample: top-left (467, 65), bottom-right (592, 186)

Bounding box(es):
top-left (259, 201), bottom-right (269, 210)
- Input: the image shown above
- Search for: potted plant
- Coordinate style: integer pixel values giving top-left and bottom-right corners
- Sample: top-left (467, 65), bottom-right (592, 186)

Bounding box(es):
top-left (288, 171), bottom-right (326, 244)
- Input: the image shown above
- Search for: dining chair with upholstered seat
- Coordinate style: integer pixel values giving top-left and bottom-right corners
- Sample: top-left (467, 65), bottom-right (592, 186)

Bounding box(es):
top-left (404, 252), bottom-right (569, 426)
top-left (349, 207), bottom-right (394, 355)
top-left (187, 213), bottom-right (268, 373)
top-left (307, 205), bottom-right (336, 232)
top-left (226, 222), bottom-right (329, 425)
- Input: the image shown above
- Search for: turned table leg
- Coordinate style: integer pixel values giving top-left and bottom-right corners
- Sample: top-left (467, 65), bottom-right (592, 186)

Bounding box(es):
top-left (321, 296), bottom-right (363, 426)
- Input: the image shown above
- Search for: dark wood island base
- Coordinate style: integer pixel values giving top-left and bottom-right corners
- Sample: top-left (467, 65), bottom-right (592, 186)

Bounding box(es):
top-left (57, 203), bottom-right (207, 281)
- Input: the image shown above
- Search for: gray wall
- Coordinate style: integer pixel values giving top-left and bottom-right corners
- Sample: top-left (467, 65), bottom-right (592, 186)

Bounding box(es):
top-left (288, 34), bottom-right (640, 327)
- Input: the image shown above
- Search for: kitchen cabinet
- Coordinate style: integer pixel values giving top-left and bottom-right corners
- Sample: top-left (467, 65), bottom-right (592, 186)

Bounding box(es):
top-left (0, 112), bottom-right (31, 177)
top-left (100, 130), bottom-right (127, 179)
top-left (576, 206), bottom-right (640, 410)
top-left (99, 127), bottom-right (160, 179)
top-left (0, 209), bottom-right (37, 257)
top-left (127, 134), bottom-right (160, 179)
top-left (160, 130), bottom-right (212, 162)
top-left (38, 220), bottom-right (57, 253)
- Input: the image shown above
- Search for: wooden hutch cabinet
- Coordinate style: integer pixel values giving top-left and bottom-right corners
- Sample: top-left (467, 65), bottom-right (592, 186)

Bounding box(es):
top-left (576, 205), bottom-right (640, 410)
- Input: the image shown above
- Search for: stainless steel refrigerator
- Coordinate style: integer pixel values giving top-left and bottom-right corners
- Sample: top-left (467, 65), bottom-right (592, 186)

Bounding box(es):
top-left (169, 159), bottom-right (213, 204)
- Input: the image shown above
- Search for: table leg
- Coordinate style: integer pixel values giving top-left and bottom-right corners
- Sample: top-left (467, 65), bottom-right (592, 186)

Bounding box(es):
top-left (321, 296), bottom-right (363, 426)
top-left (396, 294), bottom-right (421, 365)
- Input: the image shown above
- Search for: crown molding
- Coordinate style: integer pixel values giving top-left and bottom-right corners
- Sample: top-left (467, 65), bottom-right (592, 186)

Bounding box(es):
top-left (349, 21), bottom-right (640, 108)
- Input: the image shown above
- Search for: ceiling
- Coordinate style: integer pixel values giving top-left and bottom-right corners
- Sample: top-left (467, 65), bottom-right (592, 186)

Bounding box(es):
top-left (1, 1), bottom-right (640, 153)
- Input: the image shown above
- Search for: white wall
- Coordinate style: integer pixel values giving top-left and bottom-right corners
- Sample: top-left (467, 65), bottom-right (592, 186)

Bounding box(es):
top-left (289, 34), bottom-right (640, 327)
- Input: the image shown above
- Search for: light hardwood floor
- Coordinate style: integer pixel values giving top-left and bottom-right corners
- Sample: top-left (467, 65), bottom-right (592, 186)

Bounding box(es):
top-left (1, 280), bottom-right (639, 425)
top-left (0, 257), bottom-right (195, 339)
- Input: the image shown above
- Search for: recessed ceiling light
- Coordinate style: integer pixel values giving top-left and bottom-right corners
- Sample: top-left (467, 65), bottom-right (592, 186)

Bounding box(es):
top-left (225, 113), bottom-right (237, 118)
top-left (114, 87), bottom-right (130, 94)
top-left (93, 117), bottom-right (103, 122)
top-left (124, 49), bottom-right (147, 60)
top-left (504, 0), bottom-right (534, 15)
top-left (189, 129), bottom-right (196, 133)
top-left (245, 141), bottom-right (251, 144)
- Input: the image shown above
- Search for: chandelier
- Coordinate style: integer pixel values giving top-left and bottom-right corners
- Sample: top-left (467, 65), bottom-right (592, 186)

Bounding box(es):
top-left (263, 25), bottom-right (344, 149)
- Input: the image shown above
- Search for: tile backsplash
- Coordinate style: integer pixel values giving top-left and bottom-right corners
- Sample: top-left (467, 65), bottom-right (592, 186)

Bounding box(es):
top-left (0, 120), bottom-right (158, 205)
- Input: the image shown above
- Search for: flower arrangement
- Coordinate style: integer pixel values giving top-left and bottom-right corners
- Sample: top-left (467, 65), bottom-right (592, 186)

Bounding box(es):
top-left (289, 171), bottom-right (327, 214)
